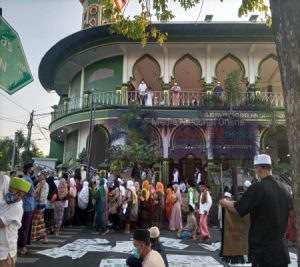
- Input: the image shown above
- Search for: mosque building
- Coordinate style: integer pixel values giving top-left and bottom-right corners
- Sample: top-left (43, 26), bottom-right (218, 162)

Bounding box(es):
top-left (39, 0), bottom-right (288, 193)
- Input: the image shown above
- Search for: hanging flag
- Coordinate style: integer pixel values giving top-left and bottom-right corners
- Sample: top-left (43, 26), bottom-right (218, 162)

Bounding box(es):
top-left (114, 0), bottom-right (126, 10)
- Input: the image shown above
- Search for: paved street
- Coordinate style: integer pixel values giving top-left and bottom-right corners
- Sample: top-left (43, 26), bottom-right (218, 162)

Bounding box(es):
top-left (15, 225), bottom-right (298, 267)
top-left (16, 226), bottom-right (229, 267)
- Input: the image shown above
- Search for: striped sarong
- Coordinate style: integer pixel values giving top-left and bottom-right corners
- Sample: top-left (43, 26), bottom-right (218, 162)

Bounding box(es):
top-left (31, 209), bottom-right (47, 241)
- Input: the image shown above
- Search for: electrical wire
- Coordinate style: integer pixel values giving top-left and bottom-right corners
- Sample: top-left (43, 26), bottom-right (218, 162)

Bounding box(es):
top-left (195, 0), bottom-right (205, 23)
top-left (0, 92), bottom-right (30, 113)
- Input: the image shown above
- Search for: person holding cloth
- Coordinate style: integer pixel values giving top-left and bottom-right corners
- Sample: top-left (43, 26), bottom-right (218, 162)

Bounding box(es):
top-left (0, 177), bottom-right (31, 267)
top-left (220, 154), bottom-right (291, 267)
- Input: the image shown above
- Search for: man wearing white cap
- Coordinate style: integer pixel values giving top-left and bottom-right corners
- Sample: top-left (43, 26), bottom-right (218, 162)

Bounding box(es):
top-left (220, 154), bottom-right (291, 267)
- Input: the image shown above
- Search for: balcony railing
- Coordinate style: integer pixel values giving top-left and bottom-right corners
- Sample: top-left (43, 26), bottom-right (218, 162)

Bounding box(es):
top-left (51, 91), bottom-right (284, 121)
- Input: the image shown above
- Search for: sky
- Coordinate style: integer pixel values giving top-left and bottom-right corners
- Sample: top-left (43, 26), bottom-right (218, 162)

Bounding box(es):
top-left (0, 0), bottom-right (261, 155)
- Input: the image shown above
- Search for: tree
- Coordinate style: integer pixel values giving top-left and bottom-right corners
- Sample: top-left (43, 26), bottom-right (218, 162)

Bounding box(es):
top-left (108, 101), bottom-right (162, 172)
top-left (0, 130), bottom-right (45, 171)
top-left (0, 138), bottom-right (13, 171)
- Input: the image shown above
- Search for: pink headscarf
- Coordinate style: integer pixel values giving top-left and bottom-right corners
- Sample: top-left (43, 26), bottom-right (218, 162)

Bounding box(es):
top-left (69, 178), bottom-right (77, 197)
top-left (172, 183), bottom-right (182, 204)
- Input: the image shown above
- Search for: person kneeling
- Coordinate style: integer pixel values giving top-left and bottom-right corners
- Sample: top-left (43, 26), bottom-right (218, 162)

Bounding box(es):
top-left (177, 205), bottom-right (197, 240)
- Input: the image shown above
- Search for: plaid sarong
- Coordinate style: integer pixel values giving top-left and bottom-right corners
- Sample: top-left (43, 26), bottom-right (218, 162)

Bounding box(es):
top-left (31, 209), bottom-right (47, 240)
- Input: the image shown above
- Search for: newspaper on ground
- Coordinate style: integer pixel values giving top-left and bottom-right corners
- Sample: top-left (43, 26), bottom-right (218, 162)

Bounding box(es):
top-left (99, 258), bottom-right (127, 267)
top-left (167, 254), bottom-right (224, 267)
top-left (199, 242), bottom-right (221, 251)
top-left (159, 237), bottom-right (189, 250)
top-left (110, 241), bottom-right (134, 254)
top-left (37, 238), bottom-right (111, 260)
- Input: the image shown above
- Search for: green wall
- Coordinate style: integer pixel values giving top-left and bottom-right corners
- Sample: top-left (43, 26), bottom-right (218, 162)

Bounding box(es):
top-left (84, 55), bottom-right (123, 92)
top-left (63, 130), bottom-right (78, 169)
top-left (70, 71), bottom-right (81, 100)
top-left (49, 139), bottom-right (64, 164)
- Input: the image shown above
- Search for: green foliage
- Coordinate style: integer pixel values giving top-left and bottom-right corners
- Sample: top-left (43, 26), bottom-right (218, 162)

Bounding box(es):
top-left (108, 102), bottom-right (161, 171)
top-left (273, 162), bottom-right (292, 176)
top-left (77, 148), bottom-right (87, 164)
top-left (224, 70), bottom-right (243, 106)
top-left (0, 130), bottom-right (45, 171)
top-left (108, 142), bottom-right (162, 171)
top-left (102, 0), bottom-right (271, 46)
top-left (0, 138), bottom-right (13, 171)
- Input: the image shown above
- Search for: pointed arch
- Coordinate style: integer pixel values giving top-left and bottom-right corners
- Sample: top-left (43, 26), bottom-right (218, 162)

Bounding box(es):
top-left (215, 53), bottom-right (245, 84)
top-left (131, 54), bottom-right (163, 91)
top-left (87, 124), bottom-right (110, 168)
top-left (257, 54), bottom-right (282, 93)
top-left (172, 54), bottom-right (204, 90)
top-left (170, 125), bottom-right (206, 149)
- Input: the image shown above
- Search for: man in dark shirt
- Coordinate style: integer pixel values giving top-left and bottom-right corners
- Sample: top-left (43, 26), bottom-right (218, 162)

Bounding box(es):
top-left (220, 154), bottom-right (291, 267)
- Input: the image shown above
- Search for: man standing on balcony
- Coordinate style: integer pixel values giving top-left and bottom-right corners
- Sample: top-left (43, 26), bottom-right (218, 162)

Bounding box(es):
top-left (214, 81), bottom-right (224, 97)
top-left (138, 79), bottom-right (148, 106)
top-left (170, 81), bottom-right (181, 106)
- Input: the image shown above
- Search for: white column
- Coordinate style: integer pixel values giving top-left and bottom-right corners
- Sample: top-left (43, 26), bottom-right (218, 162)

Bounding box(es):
top-left (206, 45), bottom-right (212, 83)
top-left (162, 127), bottom-right (169, 158)
top-left (79, 68), bottom-right (85, 108)
top-left (248, 45), bottom-right (256, 83)
top-left (123, 52), bottom-right (128, 83)
top-left (163, 45), bottom-right (169, 83)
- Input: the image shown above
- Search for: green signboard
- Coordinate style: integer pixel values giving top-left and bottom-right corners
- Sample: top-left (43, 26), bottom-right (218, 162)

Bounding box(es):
top-left (0, 16), bottom-right (33, 94)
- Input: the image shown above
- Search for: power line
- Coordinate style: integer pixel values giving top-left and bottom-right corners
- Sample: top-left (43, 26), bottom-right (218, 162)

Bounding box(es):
top-left (0, 92), bottom-right (30, 113)
top-left (0, 117), bottom-right (27, 125)
top-left (195, 0), bottom-right (205, 23)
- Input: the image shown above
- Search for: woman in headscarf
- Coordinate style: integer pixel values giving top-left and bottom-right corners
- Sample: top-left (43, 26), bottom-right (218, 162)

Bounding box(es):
top-left (102, 178), bottom-right (109, 225)
top-left (169, 183), bottom-right (182, 231)
top-left (45, 176), bottom-right (56, 234)
top-left (123, 180), bottom-right (135, 234)
top-left (138, 180), bottom-right (150, 229)
top-left (31, 172), bottom-right (48, 243)
top-left (131, 181), bottom-right (140, 225)
top-left (152, 182), bottom-right (165, 228)
top-left (108, 179), bottom-right (121, 231)
top-left (148, 184), bottom-right (155, 227)
top-left (67, 177), bottom-right (77, 226)
top-left (165, 185), bottom-right (173, 222)
top-left (93, 178), bottom-right (109, 235)
top-left (199, 182), bottom-right (212, 242)
top-left (53, 178), bottom-right (69, 236)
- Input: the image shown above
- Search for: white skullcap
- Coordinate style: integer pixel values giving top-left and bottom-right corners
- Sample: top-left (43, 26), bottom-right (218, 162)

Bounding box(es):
top-left (254, 154), bottom-right (271, 165)
top-left (149, 226), bottom-right (160, 239)
top-left (224, 192), bottom-right (232, 198)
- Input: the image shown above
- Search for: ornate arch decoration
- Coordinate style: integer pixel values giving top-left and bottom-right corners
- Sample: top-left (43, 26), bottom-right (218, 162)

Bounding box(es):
top-left (129, 54), bottom-right (163, 86)
top-left (172, 54), bottom-right (203, 81)
top-left (256, 53), bottom-right (278, 82)
top-left (257, 54), bottom-right (278, 80)
top-left (259, 125), bottom-right (286, 150)
top-left (147, 123), bottom-right (163, 147)
top-left (86, 124), bottom-right (111, 147)
top-left (214, 53), bottom-right (246, 81)
top-left (170, 125), bottom-right (206, 149)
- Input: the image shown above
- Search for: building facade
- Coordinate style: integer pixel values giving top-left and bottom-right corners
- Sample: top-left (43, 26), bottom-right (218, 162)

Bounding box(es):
top-left (39, 3), bottom-right (288, 193)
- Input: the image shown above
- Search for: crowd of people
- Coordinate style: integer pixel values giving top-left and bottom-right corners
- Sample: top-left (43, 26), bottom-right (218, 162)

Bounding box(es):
top-left (0, 153), bottom-right (297, 267)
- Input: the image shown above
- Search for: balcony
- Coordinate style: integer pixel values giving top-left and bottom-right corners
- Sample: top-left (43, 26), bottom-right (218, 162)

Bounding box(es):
top-left (51, 91), bottom-right (285, 122)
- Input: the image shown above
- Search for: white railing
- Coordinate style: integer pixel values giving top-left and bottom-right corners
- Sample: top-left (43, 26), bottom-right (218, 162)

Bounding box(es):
top-left (51, 90), bottom-right (284, 121)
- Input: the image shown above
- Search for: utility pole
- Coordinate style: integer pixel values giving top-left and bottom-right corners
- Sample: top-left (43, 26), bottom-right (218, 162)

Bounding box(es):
top-left (11, 131), bottom-right (18, 170)
top-left (86, 90), bottom-right (94, 181)
top-left (25, 110), bottom-right (34, 164)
